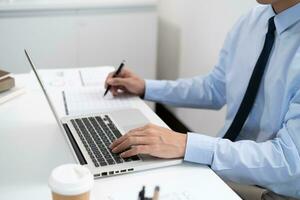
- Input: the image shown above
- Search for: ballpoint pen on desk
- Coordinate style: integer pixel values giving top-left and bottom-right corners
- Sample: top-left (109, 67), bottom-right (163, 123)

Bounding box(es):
top-left (103, 60), bottom-right (126, 97)
top-left (138, 186), bottom-right (146, 200)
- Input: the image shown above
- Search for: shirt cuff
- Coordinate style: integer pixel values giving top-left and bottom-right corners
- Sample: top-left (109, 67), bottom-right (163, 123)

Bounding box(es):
top-left (144, 79), bottom-right (166, 102)
top-left (184, 132), bottom-right (220, 165)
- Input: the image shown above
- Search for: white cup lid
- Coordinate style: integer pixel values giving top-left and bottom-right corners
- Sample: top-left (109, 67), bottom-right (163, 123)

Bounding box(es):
top-left (48, 164), bottom-right (94, 196)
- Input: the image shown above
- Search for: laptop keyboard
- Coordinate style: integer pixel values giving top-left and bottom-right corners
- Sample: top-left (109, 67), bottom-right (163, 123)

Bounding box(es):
top-left (70, 115), bottom-right (140, 167)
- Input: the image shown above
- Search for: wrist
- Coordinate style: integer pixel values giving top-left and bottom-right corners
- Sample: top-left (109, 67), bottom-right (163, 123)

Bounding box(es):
top-left (139, 79), bottom-right (146, 99)
top-left (178, 133), bottom-right (187, 158)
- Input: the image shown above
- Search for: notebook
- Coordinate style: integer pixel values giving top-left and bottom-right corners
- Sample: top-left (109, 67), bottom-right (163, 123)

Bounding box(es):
top-left (38, 66), bottom-right (115, 88)
top-left (63, 87), bottom-right (137, 115)
top-left (0, 77), bottom-right (15, 93)
top-left (0, 69), bottom-right (11, 81)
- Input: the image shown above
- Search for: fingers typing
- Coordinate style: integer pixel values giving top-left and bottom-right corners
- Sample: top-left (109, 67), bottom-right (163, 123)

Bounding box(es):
top-left (120, 145), bottom-right (150, 158)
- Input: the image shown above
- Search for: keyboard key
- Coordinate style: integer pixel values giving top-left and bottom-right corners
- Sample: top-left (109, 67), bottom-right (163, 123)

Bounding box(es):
top-left (107, 159), bottom-right (115, 165)
top-left (71, 115), bottom-right (140, 167)
top-left (124, 158), bottom-right (132, 162)
top-left (131, 155), bottom-right (140, 161)
top-left (114, 158), bottom-right (123, 163)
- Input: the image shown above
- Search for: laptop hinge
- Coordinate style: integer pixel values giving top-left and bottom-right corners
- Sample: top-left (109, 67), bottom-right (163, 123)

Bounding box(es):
top-left (62, 123), bottom-right (87, 165)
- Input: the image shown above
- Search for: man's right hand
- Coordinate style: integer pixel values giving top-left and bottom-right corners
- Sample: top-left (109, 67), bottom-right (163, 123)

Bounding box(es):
top-left (105, 68), bottom-right (145, 97)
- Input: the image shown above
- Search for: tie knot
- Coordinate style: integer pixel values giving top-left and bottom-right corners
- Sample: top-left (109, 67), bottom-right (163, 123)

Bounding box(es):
top-left (268, 16), bottom-right (276, 34)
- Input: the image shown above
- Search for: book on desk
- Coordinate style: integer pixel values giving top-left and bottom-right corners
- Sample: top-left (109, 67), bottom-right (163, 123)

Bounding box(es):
top-left (0, 69), bottom-right (25, 104)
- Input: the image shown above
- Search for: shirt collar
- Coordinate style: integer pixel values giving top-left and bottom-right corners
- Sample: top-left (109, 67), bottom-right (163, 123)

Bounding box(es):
top-left (268, 3), bottom-right (300, 35)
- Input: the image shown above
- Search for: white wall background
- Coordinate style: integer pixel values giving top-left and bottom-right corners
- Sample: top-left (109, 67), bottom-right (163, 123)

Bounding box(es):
top-left (157, 0), bottom-right (257, 136)
top-left (0, 1), bottom-right (158, 80)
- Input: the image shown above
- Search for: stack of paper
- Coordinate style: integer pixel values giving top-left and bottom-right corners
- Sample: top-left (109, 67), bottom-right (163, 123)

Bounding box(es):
top-left (63, 87), bottom-right (138, 115)
top-left (37, 66), bottom-right (138, 116)
top-left (38, 66), bottom-right (115, 88)
top-left (79, 66), bottom-right (115, 87)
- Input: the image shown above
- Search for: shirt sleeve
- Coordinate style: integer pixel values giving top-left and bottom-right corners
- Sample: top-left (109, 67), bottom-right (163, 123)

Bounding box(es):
top-left (143, 13), bottom-right (245, 109)
top-left (143, 31), bottom-right (234, 109)
top-left (144, 70), bottom-right (226, 109)
top-left (184, 89), bottom-right (300, 197)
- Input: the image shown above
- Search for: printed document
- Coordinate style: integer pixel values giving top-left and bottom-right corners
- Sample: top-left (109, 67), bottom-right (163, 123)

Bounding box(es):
top-left (64, 87), bottom-right (138, 115)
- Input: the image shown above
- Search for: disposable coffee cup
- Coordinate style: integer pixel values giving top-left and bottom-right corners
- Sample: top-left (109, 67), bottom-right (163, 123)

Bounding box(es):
top-left (49, 164), bottom-right (94, 200)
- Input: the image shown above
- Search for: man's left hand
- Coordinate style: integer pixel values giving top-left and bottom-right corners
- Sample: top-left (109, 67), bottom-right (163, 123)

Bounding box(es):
top-left (109, 124), bottom-right (187, 159)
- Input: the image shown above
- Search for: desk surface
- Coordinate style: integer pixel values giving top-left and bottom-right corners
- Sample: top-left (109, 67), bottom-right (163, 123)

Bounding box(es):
top-left (0, 72), bottom-right (240, 200)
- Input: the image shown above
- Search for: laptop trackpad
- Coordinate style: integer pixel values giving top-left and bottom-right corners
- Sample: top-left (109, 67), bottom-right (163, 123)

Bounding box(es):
top-left (110, 109), bottom-right (149, 133)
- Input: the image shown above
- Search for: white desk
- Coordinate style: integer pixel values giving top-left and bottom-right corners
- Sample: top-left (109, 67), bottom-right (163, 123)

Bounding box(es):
top-left (0, 73), bottom-right (240, 200)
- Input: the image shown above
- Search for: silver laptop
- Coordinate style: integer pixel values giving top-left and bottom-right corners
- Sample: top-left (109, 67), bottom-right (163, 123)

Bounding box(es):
top-left (24, 49), bottom-right (182, 178)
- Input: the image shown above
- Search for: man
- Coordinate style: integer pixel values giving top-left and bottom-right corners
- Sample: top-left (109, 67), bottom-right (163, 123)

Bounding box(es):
top-left (106, 0), bottom-right (300, 199)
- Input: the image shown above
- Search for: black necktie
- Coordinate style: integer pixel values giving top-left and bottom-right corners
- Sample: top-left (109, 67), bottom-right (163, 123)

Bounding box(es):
top-left (223, 16), bottom-right (276, 141)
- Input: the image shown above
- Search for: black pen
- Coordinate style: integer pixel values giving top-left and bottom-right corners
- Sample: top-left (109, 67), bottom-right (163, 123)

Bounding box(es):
top-left (138, 186), bottom-right (145, 200)
top-left (103, 60), bottom-right (125, 97)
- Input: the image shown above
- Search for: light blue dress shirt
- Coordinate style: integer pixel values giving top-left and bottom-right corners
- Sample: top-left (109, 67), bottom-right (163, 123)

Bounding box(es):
top-left (144, 4), bottom-right (300, 198)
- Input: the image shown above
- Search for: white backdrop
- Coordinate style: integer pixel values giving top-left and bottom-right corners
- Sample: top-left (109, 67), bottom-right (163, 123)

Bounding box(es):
top-left (0, 0), bottom-right (158, 80)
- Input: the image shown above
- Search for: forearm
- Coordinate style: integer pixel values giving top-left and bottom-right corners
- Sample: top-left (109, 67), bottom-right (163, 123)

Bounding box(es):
top-left (184, 130), bottom-right (300, 197)
top-left (144, 74), bottom-right (226, 109)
